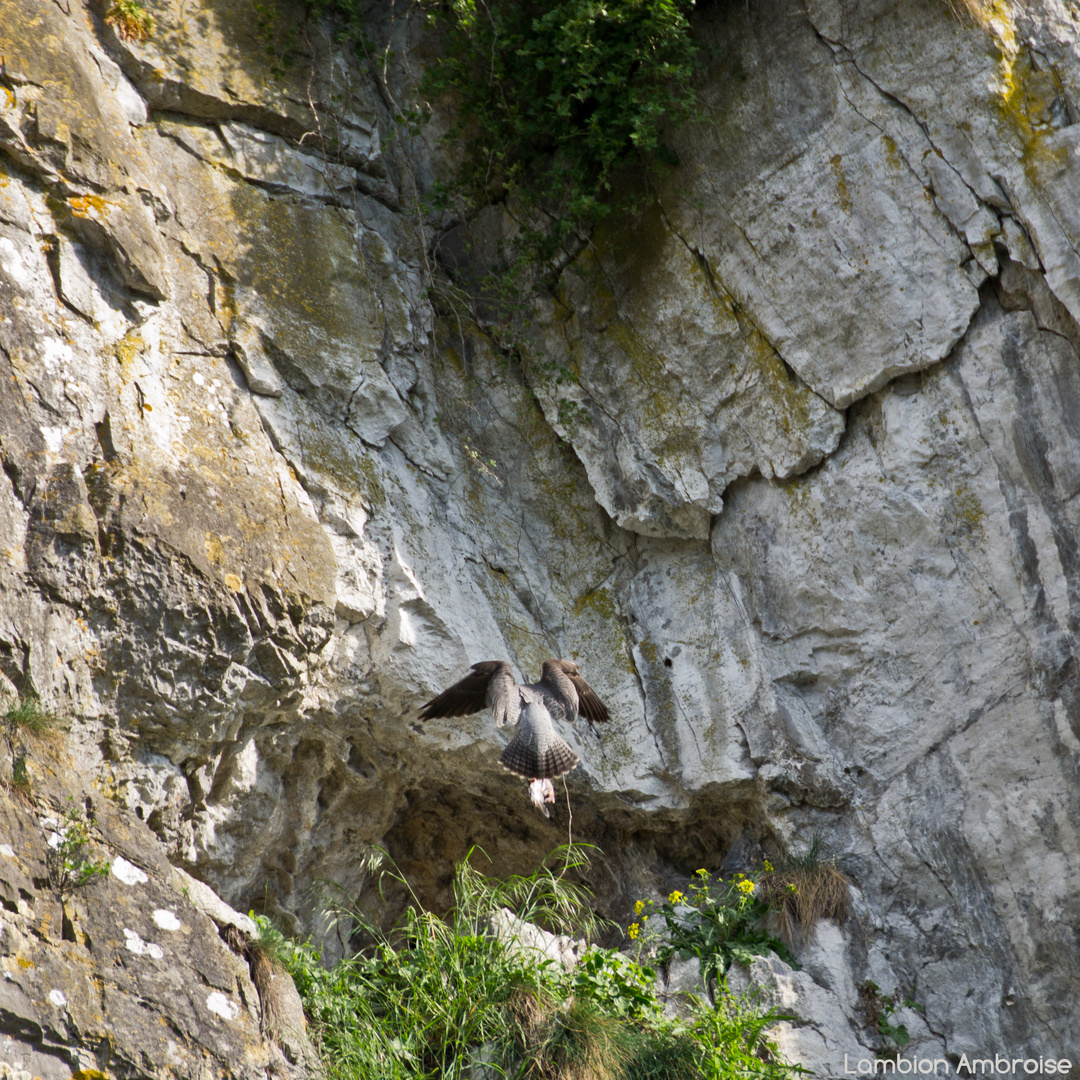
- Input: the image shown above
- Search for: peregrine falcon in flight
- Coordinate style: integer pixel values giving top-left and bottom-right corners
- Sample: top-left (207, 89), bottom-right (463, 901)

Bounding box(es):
top-left (419, 659), bottom-right (609, 815)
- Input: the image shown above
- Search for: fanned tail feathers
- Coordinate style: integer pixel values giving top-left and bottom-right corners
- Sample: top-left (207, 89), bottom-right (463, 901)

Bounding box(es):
top-left (499, 727), bottom-right (579, 780)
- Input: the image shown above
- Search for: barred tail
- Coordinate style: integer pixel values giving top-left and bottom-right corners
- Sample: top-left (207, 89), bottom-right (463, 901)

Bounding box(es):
top-left (499, 732), bottom-right (579, 780)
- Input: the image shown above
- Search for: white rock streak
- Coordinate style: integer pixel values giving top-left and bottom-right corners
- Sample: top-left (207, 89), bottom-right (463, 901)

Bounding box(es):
top-left (205, 992), bottom-right (239, 1021)
top-left (112, 857), bottom-right (149, 885)
top-left (152, 909), bottom-right (182, 931)
top-left (123, 928), bottom-right (164, 960)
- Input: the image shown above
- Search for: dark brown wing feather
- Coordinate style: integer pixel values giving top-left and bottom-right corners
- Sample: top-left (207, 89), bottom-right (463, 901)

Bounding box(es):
top-left (568, 673), bottom-right (609, 723)
top-left (419, 661), bottom-right (512, 720)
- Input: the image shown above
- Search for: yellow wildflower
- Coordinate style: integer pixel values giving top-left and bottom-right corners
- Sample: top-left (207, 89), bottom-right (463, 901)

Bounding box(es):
top-left (737, 879), bottom-right (755, 895)
top-left (634, 900), bottom-right (645, 916)
top-left (763, 860), bottom-right (774, 872)
top-left (627, 922), bottom-right (640, 940)
top-left (695, 868), bottom-right (708, 877)
top-left (668, 890), bottom-right (686, 904)
top-left (787, 883), bottom-right (798, 893)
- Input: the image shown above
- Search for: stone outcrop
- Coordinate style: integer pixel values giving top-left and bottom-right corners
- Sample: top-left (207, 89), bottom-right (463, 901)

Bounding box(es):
top-left (1, 0), bottom-right (1079, 1073)
top-left (0, 762), bottom-right (302, 1079)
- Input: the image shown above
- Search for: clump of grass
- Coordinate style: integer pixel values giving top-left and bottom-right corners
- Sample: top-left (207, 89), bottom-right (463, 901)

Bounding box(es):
top-left (3, 693), bottom-right (56, 740)
top-left (3, 692), bottom-right (59, 795)
top-left (758, 836), bottom-right (852, 944)
top-left (226, 919), bottom-right (313, 1057)
top-left (942, 0), bottom-right (997, 27)
top-left (522, 997), bottom-right (631, 1080)
top-left (104, 0), bottom-right (155, 42)
top-left (691, 993), bottom-right (808, 1078)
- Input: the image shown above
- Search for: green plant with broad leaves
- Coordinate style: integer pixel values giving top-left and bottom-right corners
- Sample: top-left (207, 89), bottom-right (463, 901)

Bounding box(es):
top-left (860, 980), bottom-right (914, 1058)
top-left (567, 946), bottom-right (661, 1023)
top-left (48, 803), bottom-right (111, 896)
top-left (262, 844), bottom-right (804, 1079)
top-left (631, 868), bottom-right (797, 984)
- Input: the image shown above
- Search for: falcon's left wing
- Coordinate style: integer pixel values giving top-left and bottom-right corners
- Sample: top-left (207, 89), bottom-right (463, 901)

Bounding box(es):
top-left (568, 673), bottom-right (610, 724)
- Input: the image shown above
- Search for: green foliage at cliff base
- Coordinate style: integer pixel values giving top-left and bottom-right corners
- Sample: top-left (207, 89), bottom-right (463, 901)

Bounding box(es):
top-left (266, 846), bottom-right (804, 1079)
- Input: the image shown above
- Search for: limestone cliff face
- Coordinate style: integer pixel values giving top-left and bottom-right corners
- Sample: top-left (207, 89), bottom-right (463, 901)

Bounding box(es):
top-left (0, 0), bottom-right (1078, 1073)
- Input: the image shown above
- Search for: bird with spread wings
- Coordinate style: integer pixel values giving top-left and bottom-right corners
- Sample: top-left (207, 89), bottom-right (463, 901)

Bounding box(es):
top-left (419, 659), bottom-right (609, 816)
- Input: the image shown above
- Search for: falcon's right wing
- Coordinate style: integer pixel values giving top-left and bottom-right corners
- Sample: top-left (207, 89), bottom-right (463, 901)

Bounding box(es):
top-left (419, 661), bottom-right (520, 727)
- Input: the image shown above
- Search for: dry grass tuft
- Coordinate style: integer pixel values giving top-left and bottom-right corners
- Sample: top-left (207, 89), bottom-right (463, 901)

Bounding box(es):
top-left (510, 991), bottom-right (630, 1080)
top-left (941, 0), bottom-right (1001, 30)
top-left (759, 837), bottom-right (852, 943)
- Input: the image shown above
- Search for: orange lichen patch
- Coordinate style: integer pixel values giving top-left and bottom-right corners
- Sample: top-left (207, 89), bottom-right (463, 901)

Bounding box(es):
top-left (204, 532), bottom-right (233, 567)
top-left (223, 572), bottom-right (244, 592)
top-left (67, 194), bottom-right (111, 219)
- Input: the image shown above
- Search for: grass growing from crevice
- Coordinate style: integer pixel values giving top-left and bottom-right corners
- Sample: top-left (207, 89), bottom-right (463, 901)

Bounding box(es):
top-left (2, 692), bottom-right (59, 794)
top-left (942, 0), bottom-right (1001, 29)
top-left (266, 845), bottom-right (804, 1080)
top-left (758, 836), bottom-right (852, 944)
top-left (3, 693), bottom-right (56, 740)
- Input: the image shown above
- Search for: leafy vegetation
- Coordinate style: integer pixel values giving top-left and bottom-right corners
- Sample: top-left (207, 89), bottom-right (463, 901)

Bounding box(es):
top-left (858, 980), bottom-right (924, 1059)
top-left (629, 840), bottom-right (852, 990)
top-left (265, 845), bottom-right (804, 1079)
top-left (47, 803), bottom-right (111, 896)
top-left (2, 692), bottom-right (57, 793)
top-left (104, 0), bottom-right (155, 42)
top-left (299, 0), bottom-right (697, 265)
top-left (422, 0), bottom-right (698, 250)
top-left (630, 868), bottom-right (796, 985)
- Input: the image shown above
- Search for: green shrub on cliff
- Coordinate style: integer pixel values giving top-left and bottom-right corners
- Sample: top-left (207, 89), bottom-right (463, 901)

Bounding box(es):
top-left (103, 0), bottom-right (155, 41)
top-left (301, 0), bottom-right (696, 258)
top-left (266, 846), bottom-right (802, 1079)
top-left (422, 0), bottom-right (698, 236)
top-left (629, 868), bottom-right (796, 985)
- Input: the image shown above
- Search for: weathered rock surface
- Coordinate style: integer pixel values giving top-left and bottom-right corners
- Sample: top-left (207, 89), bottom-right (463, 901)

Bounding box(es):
top-left (1, 0), bottom-right (1079, 1073)
top-left (0, 763), bottom-right (298, 1079)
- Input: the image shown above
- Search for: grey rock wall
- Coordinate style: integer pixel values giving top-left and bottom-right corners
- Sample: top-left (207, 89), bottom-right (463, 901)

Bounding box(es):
top-left (0, 0), bottom-right (1078, 1073)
